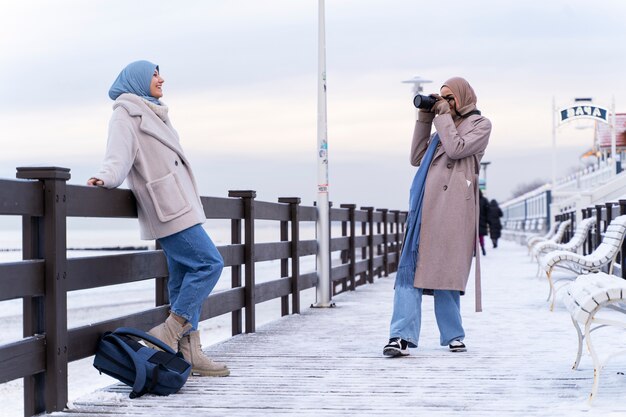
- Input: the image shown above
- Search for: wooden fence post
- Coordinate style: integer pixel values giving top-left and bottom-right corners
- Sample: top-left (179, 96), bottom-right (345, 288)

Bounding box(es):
top-left (377, 208), bottom-right (389, 277)
top-left (230, 214), bottom-right (243, 336)
top-left (154, 240), bottom-right (169, 307)
top-left (279, 197), bottom-right (301, 314)
top-left (279, 202), bottom-right (289, 316)
top-left (390, 210), bottom-right (400, 272)
top-left (16, 167), bottom-right (70, 415)
top-left (229, 190), bottom-right (256, 333)
top-left (361, 207), bottom-right (374, 284)
top-left (21, 203), bottom-right (45, 416)
top-left (340, 204), bottom-right (356, 291)
top-left (340, 213), bottom-right (348, 292)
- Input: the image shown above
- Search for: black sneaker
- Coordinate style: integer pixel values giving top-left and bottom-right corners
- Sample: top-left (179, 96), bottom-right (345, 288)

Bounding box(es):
top-left (449, 340), bottom-right (467, 352)
top-left (383, 338), bottom-right (409, 357)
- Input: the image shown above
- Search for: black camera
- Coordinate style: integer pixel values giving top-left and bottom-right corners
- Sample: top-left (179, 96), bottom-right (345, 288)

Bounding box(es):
top-left (413, 94), bottom-right (437, 110)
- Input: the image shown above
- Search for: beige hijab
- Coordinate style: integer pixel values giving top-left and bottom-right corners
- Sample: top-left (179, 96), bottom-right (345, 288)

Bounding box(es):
top-left (442, 77), bottom-right (478, 125)
top-left (442, 76), bottom-right (483, 312)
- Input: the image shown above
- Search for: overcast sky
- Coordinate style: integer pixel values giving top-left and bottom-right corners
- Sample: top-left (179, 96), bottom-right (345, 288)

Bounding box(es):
top-left (1, 0), bottom-right (625, 209)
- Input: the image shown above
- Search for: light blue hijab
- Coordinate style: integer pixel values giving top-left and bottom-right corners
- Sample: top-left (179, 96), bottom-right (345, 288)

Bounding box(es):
top-left (108, 60), bottom-right (161, 105)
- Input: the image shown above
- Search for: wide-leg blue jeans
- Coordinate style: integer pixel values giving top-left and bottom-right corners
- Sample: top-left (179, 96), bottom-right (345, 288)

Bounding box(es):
top-left (389, 286), bottom-right (465, 348)
top-left (157, 224), bottom-right (224, 330)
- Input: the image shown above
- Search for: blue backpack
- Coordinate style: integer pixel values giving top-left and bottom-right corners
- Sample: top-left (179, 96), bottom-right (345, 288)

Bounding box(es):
top-left (93, 327), bottom-right (192, 398)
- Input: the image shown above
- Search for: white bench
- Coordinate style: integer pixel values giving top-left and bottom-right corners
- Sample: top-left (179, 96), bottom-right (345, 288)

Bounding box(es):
top-left (563, 272), bottom-right (626, 402)
top-left (528, 219), bottom-right (570, 258)
top-left (540, 215), bottom-right (626, 310)
top-left (533, 217), bottom-right (595, 270)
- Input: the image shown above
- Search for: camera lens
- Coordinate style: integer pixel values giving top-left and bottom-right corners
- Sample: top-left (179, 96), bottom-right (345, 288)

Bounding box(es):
top-left (413, 94), bottom-right (436, 110)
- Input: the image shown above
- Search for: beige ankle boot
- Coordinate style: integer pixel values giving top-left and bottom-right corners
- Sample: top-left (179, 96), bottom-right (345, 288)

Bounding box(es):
top-left (179, 331), bottom-right (230, 377)
top-left (148, 314), bottom-right (192, 352)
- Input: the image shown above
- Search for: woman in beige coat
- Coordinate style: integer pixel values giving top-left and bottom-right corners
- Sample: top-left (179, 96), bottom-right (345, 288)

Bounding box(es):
top-left (88, 60), bottom-right (229, 377)
top-left (383, 77), bottom-right (491, 357)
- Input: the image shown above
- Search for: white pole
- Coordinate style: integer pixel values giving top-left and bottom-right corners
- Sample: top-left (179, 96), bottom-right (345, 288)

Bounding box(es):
top-left (315, 0), bottom-right (332, 307)
top-left (611, 96), bottom-right (618, 173)
top-left (552, 97), bottom-right (557, 187)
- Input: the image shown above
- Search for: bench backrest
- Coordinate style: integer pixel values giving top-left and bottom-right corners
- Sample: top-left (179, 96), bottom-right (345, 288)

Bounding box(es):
top-left (551, 219), bottom-right (572, 243)
top-left (594, 215), bottom-right (626, 259)
top-left (528, 220), bottom-right (562, 246)
top-left (545, 220), bottom-right (560, 239)
top-left (561, 217), bottom-right (595, 251)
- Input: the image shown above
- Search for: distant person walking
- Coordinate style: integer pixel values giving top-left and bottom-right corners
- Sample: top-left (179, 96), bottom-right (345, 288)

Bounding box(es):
top-left (383, 77), bottom-right (491, 357)
top-left (88, 60), bottom-right (229, 377)
top-left (488, 199), bottom-right (503, 248)
top-left (478, 190), bottom-right (490, 256)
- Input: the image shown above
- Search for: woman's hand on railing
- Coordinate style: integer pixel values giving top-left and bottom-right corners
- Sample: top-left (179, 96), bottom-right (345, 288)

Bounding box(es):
top-left (87, 177), bottom-right (104, 186)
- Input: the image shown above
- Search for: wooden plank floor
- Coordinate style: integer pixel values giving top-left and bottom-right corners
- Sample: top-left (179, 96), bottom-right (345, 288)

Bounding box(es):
top-left (54, 241), bottom-right (626, 416)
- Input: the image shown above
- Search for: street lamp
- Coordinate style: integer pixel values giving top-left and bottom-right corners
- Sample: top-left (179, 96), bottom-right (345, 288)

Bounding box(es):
top-left (402, 76), bottom-right (432, 118)
top-left (401, 75), bottom-right (433, 95)
top-left (315, 0), bottom-right (332, 307)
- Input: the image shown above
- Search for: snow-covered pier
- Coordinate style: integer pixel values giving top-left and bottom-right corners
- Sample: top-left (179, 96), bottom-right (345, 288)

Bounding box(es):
top-left (53, 240), bottom-right (626, 417)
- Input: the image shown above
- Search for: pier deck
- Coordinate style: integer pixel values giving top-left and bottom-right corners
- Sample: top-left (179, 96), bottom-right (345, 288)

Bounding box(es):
top-left (53, 241), bottom-right (626, 416)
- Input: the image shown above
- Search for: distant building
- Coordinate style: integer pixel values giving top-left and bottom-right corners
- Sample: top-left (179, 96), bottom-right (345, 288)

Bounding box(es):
top-left (595, 113), bottom-right (626, 150)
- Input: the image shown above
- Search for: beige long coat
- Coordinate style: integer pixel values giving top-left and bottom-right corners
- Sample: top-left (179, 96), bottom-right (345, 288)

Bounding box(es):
top-left (410, 111), bottom-right (491, 300)
top-left (95, 93), bottom-right (206, 240)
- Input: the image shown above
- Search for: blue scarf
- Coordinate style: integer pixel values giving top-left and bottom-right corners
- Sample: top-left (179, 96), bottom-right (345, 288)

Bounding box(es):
top-left (395, 133), bottom-right (440, 288)
top-left (109, 60), bottom-right (161, 105)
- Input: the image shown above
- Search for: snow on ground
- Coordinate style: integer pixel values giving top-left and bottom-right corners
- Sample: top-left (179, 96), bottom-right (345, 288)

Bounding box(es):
top-left (6, 236), bottom-right (626, 415)
top-left (0, 226), bottom-right (319, 417)
top-left (0, 261), bottom-right (318, 417)
top-left (47, 239), bottom-right (626, 416)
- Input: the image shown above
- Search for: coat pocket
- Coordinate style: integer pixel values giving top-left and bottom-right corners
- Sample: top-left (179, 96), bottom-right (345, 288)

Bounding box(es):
top-left (146, 172), bottom-right (192, 222)
top-left (456, 172), bottom-right (472, 200)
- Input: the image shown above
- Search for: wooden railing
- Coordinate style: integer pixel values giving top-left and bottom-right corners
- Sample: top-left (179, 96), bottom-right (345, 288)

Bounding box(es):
top-left (0, 166), bottom-right (407, 416)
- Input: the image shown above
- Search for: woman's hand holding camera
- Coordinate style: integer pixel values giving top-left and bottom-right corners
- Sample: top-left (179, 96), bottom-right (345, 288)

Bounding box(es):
top-left (415, 93), bottom-right (451, 115)
top-left (430, 94), bottom-right (450, 115)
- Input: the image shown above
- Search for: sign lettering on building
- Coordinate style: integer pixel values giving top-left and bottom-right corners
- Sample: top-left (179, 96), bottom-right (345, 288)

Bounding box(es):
top-left (559, 105), bottom-right (609, 124)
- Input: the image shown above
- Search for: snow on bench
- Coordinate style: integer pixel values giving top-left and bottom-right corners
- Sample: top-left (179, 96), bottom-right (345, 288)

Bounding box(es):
top-left (527, 219), bottom-right (570, 257)
top-left (539, 215), bottom-right (626, 310)
top-left (532, 217), bottom-right (595, 263)
top-left (526, 219), bottom-right (561, 247)
top-left (563, 271), bottom-right (626, 402)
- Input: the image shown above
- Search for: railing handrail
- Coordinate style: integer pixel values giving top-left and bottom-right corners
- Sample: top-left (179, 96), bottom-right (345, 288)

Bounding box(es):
top-left (554, 158), bottom-right (612, 184)
top-left (553, 163), bottom-right (615, 191)
top-left (0, 167), bottom-right (407, 416)
top-left (501, 184), bottom-right (551, 209)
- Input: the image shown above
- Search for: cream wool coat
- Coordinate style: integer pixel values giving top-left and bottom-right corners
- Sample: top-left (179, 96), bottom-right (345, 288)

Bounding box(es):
top-left (95, 93), bottom-right (206, 240)
top-left (410, 111), bottom-right (491, 297)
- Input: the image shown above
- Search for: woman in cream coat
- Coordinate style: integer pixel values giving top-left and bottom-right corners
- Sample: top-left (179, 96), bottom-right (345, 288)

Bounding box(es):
top-left (88, 60), bottom-right (229, 377)
top-left (383, 77), bottom-right (491, 357)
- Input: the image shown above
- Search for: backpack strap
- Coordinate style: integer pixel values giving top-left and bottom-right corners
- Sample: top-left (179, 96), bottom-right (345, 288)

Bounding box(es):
top-left (104, 333), bottom-right (149, 398)
top-left (114, 327), bottom-right (177, 355)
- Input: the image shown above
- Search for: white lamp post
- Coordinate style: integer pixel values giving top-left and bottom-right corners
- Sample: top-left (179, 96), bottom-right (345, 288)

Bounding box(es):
top-left (314, 0), bottom-right (332, 307)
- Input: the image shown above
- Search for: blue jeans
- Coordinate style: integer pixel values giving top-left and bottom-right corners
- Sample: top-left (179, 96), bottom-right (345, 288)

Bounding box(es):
top-left (389, 286), bottom-right (465, 348)
top-left (157, 224), bottom-right (224, 330)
